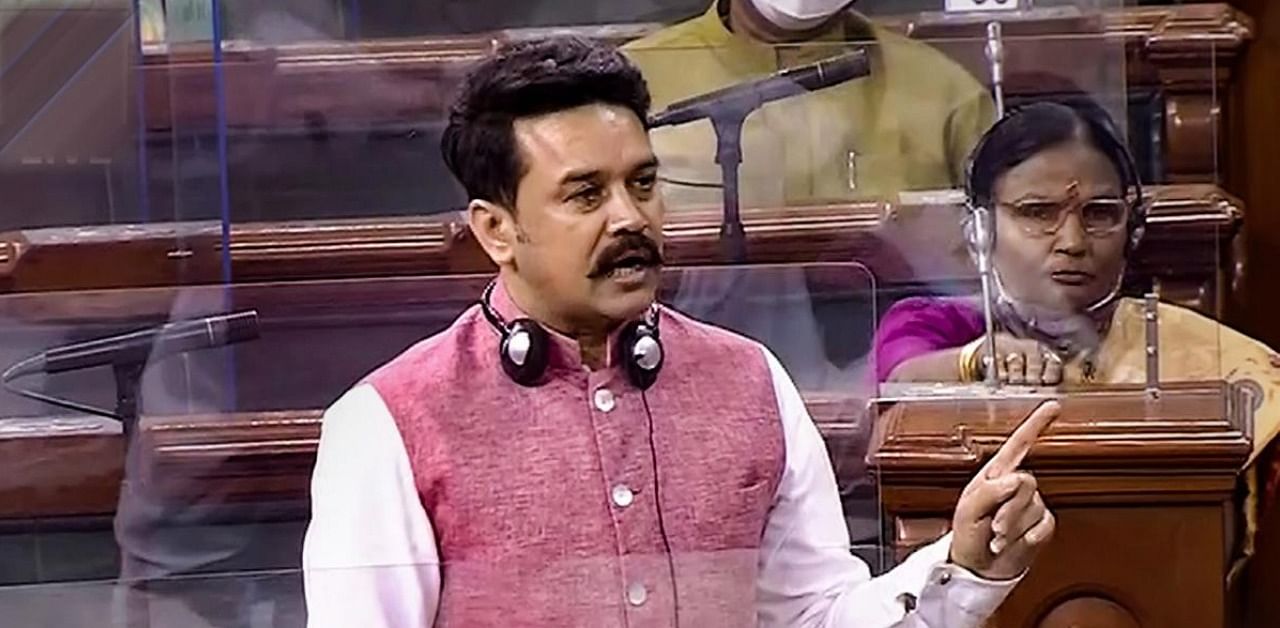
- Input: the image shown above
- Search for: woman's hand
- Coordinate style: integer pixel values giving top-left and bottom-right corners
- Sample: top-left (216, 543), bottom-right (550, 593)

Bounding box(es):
top-left (968, 333), bottom-right (1065, 386)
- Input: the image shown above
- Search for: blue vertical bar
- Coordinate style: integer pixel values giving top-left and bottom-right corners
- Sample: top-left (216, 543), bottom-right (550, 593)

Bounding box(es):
top-left (211, 0), bottom-right (238, 410)
top-left (211, 0), bottom-right (231, 284)
top-left (347, 0), bottom-right (363, 39)
top-left (131, 0), bottom-right (151, 222)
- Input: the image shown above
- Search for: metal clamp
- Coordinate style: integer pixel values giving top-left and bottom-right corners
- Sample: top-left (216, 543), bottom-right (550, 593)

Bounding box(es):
top-left (1144, 292), bottom-right (1160, 398)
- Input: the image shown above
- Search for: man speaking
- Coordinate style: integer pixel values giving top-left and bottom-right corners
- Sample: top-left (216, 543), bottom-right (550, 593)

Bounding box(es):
top-left (302, 36), bottom-right (1055, 627)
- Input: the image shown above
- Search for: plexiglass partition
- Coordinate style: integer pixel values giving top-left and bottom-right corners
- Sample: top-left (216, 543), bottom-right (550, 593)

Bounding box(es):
top-left (1, 0), bottom-right (1262, 626)
top-left (0, 263), bottom-right (881, 625)
top-left (669, 263), bottom-right (884, 564)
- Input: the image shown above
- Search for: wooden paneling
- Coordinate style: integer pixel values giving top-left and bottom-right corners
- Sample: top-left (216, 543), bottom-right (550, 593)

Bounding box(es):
top-left (1226, 1), bottom-right (1280, 342)
top-left (1247, 492), bottom-right (1280, 628)
top-left (1229, 6), bottom-right (1280, 628)
top-left (869, 384), bottom-right (1249, 628)
top-left (2, 5), bottom-right (1248, 231)
top-left (141, 36), bottom-right (495, 132)
top-left (0, 184), bottom-right (1244, 321)
top-left (131, 5), bottom-right (1247, 184)
top-left (0, 395), bottom-right (869, 520)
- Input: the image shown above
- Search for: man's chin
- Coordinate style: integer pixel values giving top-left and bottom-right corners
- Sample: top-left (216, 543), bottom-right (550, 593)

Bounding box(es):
top-left (595, 265), bottom-right (660, 290)
top-left (592, 269), bottom-right (660, 319)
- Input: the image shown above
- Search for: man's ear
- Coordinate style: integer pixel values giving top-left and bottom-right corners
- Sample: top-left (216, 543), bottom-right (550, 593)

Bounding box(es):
top-left (468, 199), bottom-right (517, 266)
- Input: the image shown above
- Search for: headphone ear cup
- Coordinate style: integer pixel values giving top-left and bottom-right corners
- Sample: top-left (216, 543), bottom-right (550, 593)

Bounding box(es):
top-left (1128, 223), bottom-right (1145, 254)
top-left (616, 320), bottom-right (664, 391)
top-left (962, 212), bottom-right (977, 257)
top-left (501, 319), bottom-right (550, 387)
top-left (1126, 194), bottom-right (1146, 255)
top-left (961, 206), bottom-right (989, 262)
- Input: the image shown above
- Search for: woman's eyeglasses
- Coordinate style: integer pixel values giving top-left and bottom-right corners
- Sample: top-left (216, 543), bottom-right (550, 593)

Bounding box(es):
top-left (998, 197), bottom-right (1129, 237)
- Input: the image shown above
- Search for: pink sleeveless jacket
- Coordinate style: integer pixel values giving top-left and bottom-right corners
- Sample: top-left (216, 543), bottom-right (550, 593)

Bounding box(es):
top-left (365, 283), bottom-right (785, 627)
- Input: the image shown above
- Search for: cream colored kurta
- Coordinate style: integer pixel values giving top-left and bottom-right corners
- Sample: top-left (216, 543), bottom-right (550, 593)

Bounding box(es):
top-left (1068, 297), bottom-right (1280, 560)
top-left (1079, 298), bottom-right (1280, 467)
top-left (623, 5), bottom-right (995, 209)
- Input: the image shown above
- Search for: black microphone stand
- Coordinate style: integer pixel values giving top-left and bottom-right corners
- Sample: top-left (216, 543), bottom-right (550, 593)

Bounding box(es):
top-left (647, 49), bottom-right (871, 264)
top-left (113, 361), bottom-right (151, 628)
top-left (114, 362), bottom-right (146, 451)
top-left (710, 110), bottom-right (750, 263)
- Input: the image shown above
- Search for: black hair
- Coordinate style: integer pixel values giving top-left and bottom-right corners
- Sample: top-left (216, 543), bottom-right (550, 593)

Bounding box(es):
top-left (440, 36), bottom-right (652, 208)
top-left (966, 100), bottom-right (1142, 212)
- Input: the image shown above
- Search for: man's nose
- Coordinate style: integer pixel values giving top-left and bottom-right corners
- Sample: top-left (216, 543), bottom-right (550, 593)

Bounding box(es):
top-left (604, 188), bottom-right (648, 234)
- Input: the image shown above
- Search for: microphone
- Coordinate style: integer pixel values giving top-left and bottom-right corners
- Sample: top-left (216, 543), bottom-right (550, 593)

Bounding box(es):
top-left (648, 49), bottom-right (870, 128)
top-left (970, 205), bottom-right (995, 273)
top-left (969, 207), bottom-right (1001, 389)
top-left (646, 49), bottom-right (871, 263)
top-left (4, 311), bottom-right (260, 380)
top-left (984, 21), bottom-right (1006, 118)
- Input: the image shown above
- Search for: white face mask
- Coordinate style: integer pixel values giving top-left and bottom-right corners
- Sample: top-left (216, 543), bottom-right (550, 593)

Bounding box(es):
top-left (749, 0), bottom-right (854, 30)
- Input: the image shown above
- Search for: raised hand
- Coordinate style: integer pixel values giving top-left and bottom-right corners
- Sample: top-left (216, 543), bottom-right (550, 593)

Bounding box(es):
top-left (949, 400), bottom-right (1060, 580)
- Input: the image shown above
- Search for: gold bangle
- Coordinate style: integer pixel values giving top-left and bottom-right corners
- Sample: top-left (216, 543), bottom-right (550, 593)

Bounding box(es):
top-left (958, 337), bottom-right (986, 382)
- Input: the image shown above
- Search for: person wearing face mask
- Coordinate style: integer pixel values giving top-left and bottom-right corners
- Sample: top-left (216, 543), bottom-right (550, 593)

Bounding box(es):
top-left (626, 1), bottom-right (995, 545)
top-left (873, 100), bottom-right (1280, 552)
top-left (622, 0), bottom-right (995, 209)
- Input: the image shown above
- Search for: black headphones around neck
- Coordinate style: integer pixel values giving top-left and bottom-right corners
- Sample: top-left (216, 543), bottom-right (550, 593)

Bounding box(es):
top-left (478, 282), bottom-right (665, 390)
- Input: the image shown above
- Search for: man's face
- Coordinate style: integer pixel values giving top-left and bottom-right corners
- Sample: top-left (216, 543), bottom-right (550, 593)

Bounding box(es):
top-left (505, 103), bottom-right (665, 333)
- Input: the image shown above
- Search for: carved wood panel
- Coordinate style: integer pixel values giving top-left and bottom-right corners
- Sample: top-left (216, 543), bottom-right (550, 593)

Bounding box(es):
top-left (870, 388), bottom-right (1245, 628)
top-left (0, 185), bottom-right (1244, 322)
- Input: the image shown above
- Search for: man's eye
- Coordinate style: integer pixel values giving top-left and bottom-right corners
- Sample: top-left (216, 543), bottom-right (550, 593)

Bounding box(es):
top-left (571, 186), bottom-right (603, 205)
top-left (633, 174), bottom-right (658, 191)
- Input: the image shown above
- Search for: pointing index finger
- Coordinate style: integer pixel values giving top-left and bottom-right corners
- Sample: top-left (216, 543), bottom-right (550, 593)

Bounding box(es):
top-left (982, 400), bottom-right (1060, 479)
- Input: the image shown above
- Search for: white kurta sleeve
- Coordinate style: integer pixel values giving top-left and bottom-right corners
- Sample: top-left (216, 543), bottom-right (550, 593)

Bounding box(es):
top-left (756, 348), bottom-right (1020, 627)
top-left (302, 384), bottom-right (441, 628)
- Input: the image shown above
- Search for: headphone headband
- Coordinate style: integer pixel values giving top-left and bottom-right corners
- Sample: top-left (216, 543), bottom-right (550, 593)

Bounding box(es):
top-left (479, 280), bottom-right (510, 330)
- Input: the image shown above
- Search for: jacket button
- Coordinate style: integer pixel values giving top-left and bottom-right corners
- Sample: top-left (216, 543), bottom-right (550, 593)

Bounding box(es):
top-left (626, 582), bottom-right (647, 606)
top-left (611, 484), bottom-right (634, 508)
top-left (594, 388), bottom-right (616, 412)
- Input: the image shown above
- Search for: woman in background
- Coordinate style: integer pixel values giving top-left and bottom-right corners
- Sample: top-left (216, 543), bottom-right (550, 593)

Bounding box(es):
top-left (874, 100), bottom-right (1278, 545)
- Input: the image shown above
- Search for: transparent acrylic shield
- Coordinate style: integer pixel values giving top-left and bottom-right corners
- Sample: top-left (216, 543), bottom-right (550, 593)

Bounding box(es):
top-left (860, 40), bottom-right (1250, 606)
top-left (0, 0), bottom-right (180, 604)
top-left (666, 262), bottom-right (885, 566)
top-left (0, 262), bottom-right (885, 625)
top-left (2, 0), bottom-right (1263, 625)
top-left (627, 5), bottom-right (1129, 213)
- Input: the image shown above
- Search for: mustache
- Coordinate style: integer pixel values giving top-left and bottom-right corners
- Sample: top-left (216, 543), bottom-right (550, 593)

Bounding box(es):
top-left (588, 233), bottom-right (664, 279)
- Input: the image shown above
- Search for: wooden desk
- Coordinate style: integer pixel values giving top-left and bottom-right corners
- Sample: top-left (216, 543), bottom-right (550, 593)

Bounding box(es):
top-left (0, 267), bottom-right (876, 516)
top-left (870, 385), bottom-right (1253, 628)
top-left (132, 4), bottom-right (1249, 186)
top-left (0, 184), bottom-right (1244, 319)
top-left (1, 279), bottom-right (1276, 624)
top-left (881, 3), bottom-right (1252, 184)
top-left (0, 5), bottom-right (1252, 230)
top-left (0, 399), bottom-right (871, 519)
